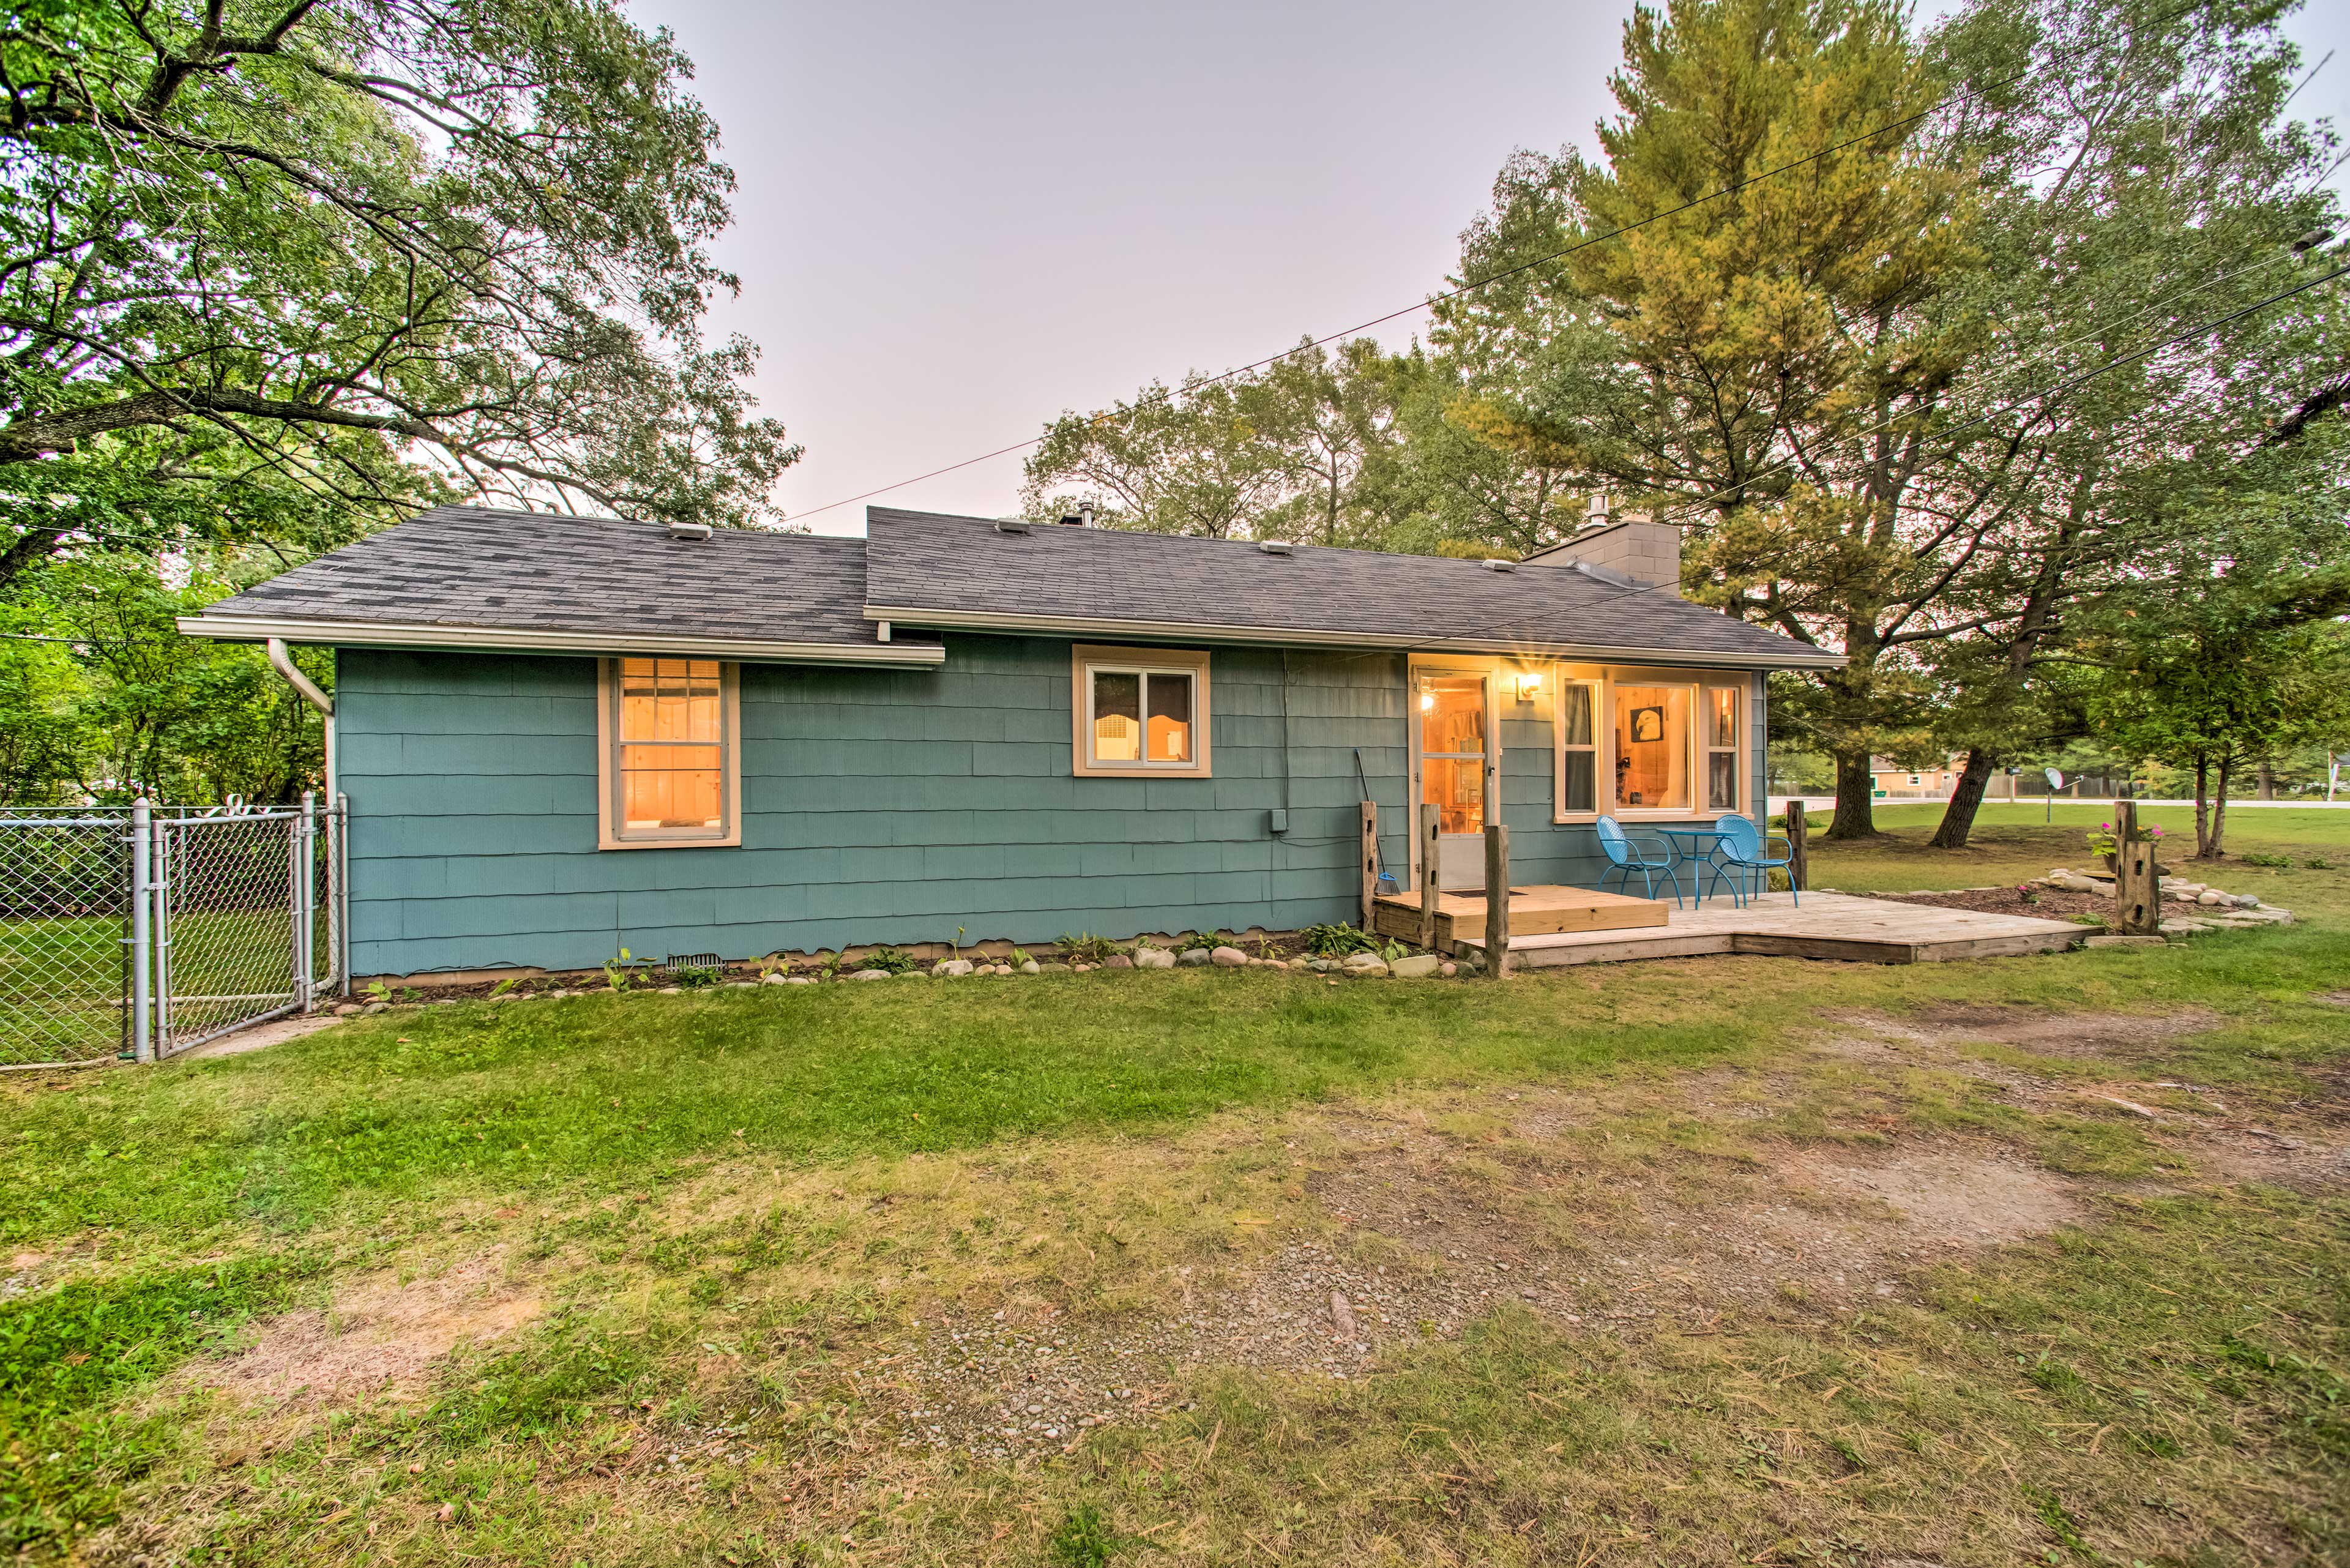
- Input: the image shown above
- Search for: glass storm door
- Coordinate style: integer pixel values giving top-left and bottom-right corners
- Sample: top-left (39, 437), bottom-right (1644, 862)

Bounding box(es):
top-left (1412, 670), bottom-right (1494, 891)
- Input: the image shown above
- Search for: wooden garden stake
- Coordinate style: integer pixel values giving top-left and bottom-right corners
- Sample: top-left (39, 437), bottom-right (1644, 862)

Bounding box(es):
top-left (1359, 800), bottom-right (1379, 930)
top-left (1785, 801), bottom-right (1809, 892)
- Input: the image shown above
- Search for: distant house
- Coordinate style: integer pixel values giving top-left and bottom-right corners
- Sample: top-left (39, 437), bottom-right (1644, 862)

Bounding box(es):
top-left (1870, 755), bottom-right (1965, 799)
top-left (178, 506), bottom-right (1838, 980)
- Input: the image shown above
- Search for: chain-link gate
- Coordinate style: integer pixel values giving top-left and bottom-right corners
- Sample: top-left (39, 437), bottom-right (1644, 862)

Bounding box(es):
top-left (0, 812), bottom-right (134, 1067)
top-left (0, 796), bottom-right (345, 1069)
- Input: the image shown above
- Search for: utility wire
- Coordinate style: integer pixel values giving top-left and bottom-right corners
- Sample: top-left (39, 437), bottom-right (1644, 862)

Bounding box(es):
top-left (1576, 258), bottom-right (2350, 619)
top-left (792, 0), bottom-right (2209, 523)
top-left (1641, 256), bottom-right (2350, 535)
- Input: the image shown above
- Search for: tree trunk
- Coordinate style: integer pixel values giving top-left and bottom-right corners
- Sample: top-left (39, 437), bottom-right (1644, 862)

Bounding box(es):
top-left (1927, 747), bottom-right (2001, 849)
top-left (2257, 758), bottom-right (2274, 801)
top-left (1825, 751), bottom-right (1878, 839)
top-left (2207, 752), bottom-right (2234, 859)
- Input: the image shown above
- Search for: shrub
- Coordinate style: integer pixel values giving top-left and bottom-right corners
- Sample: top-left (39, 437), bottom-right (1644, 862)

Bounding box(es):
top-left (1300, 923), bottom-right (1380, 957)
top-left (1057, 931), bottom-right (1125, 965)
top-left (857, 947), bottom-right (921, 974)
top-left (2241, 851), bottom-right (2292, 868)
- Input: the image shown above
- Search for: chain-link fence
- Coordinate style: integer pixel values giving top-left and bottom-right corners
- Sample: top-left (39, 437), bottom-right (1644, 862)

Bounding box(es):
top-left (0, 814), bottom-right (132, 1067)
top-left (0, 797), bottom-right (345, 1069)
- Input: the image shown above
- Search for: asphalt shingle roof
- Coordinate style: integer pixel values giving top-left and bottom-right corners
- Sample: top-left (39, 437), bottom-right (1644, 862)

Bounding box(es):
top-left (188, 502), bottom-right (1834, 668)
top-left (862, 507), bottom-right (1835, 666)
top-left (196, 506), bottom-right (893, 649)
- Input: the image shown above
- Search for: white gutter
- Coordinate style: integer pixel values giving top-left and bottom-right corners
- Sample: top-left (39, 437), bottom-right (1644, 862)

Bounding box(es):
top-left (857, 603), bottom-right (1845, 670)
top-left (179, 614), bottom-right (948, 667)
top-left (266, 637), bottom-right (334, 715)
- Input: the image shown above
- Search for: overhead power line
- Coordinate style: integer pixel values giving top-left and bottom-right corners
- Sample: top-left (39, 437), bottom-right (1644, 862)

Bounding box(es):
top-left (1639, 256), bottom-right (2350, 535)
top-left (792, 0), bottom-right (2208, 523)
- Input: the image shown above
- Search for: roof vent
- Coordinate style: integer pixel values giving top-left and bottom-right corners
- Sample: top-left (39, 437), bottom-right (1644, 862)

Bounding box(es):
top-left (995, 519), bottom-right (1031, 535)
top-left (667, 520), bottom-right (713, 542)
top-left (1258, 539), bottom-right (1294, 556)
top-left (1058, 502), bottom-right (1097, 527)
top-left (1483, 557), bottom-right (1518, 572)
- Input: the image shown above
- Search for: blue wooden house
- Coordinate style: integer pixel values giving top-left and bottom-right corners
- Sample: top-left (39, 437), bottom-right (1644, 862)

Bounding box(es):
top-left (179, 505), bottom-right (1837, 980)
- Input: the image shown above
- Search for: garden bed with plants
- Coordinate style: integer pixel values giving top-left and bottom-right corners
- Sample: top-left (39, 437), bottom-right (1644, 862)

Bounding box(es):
top-left (339, 923), bottom-right (1439, 1009)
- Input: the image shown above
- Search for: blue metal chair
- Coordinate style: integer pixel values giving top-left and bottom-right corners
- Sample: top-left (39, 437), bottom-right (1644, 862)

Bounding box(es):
top-left (1595, 816), bottom-right (1685, 906)
top-left (1712, 814), bottom-right (1797, 907)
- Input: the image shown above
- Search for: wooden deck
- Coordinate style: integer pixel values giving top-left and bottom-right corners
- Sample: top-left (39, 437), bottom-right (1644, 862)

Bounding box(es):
top-left (1446, 890), bottom-right (2086, 967)
top-left (1371, 884), bottom-right (1667, 950)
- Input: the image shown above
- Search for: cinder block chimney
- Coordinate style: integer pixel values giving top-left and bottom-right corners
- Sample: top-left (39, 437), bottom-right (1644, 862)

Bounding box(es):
top-left (1521, 494), bottom-right (1681, 594)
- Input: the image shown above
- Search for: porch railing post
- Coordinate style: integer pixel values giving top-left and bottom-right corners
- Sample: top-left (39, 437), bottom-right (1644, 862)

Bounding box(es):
top-left (1418, 804), bottom-right (1441, 952)
top-left (1484, 824), bottom-right (1511, 979)
top-left (130, 798), bottom-right (152, 1064)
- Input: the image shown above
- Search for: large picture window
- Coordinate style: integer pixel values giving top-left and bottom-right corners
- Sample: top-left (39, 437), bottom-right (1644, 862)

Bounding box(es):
top-left (1072, 645), bottom-right (1211, 777)
top-left (599, 657), bottom-right (740, 849)
top-left (1554, 667), bottom-right (1749, 822)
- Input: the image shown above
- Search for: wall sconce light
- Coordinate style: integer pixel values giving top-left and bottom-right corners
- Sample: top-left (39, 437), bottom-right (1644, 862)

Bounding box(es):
top-left (1419, 690), bottom-right (1436, 712)
top-left (1515, 671), bottom-right (1543, 703)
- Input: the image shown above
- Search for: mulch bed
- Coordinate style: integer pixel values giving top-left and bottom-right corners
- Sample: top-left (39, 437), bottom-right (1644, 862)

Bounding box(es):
top-left (1863, 885), bottom-right (2110, 924)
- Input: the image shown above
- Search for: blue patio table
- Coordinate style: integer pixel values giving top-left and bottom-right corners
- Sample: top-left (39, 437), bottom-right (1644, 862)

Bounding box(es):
top-left (1652, 825), bottom-right (1735, 906)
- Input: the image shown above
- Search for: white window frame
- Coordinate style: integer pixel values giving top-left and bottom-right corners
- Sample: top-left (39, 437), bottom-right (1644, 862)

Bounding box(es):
top-left (1553, 664), bottom-right (1752, 823)
top-left (1071, 644), bottom-right (1212, 778)
top-left (1703, 683), bottom-right (1745, 814)
top-left (597, 657), bottom-right (742, 850)
top-left (1553, 671), bottom-right (1604, 820)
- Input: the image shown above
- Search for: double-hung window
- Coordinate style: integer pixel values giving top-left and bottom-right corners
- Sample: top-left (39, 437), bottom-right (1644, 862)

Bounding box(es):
top-left (1555, 675), bottom-right (1602, 815)
top-left (599, 656), bottom-right (741, 848)
top-left (1072, 645), bottom-right (1211, 777)
top-left (1705, 685), bottom-right (1744, 812)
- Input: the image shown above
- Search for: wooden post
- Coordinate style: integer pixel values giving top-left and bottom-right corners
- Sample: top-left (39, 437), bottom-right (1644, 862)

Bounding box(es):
top-left (1359, 800), bottom-right (1379, 930)
top-left (1483, 823), bottom-right (1510, 979)
top-left (2113, 799), bottom-right (2160, 936)
top-left (1419, 804), bottom-right (1441, 952)
top-left (1783, 801), bottom-right (1809, 892)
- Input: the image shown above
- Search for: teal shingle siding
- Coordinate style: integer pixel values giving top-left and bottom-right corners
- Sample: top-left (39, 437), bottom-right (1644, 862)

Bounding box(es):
top-left (336, 637), bottom-right (1766, 977)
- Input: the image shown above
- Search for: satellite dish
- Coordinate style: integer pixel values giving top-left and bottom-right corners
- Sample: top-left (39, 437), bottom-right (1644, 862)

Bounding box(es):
top-left (2044, 768), bottom-right (2064, 789)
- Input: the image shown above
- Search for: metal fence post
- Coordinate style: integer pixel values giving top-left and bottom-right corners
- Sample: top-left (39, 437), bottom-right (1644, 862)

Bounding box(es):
top-left (335, 791), bottom-right (352, 998)
top-left (130, 799), bottom-right (152, 1064)
top-left (151, 818), bottom-right (171, 1047)
top-left (294, 792), bottom-right (316, 1010)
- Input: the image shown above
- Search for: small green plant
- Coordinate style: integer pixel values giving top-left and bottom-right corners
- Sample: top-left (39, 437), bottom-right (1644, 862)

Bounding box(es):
top-left (857, 946), bottom-right (920, 974)
top-left (603, 947), bottom-right (636, 992)
top-left (2240, 851), bottom-right (2291, 868)
top-left (671, 965), bottom-right (721, 988)
top-left (1048, 1503), bottom-right (1116, 1567)
top-left (1176, 930), bottom-right (1226, 954)
top-left (815, 950), bottom-right (843, 979)
top-left (362, 979), bottom-right (393, 1004)
top-left (2023, 1482), bottom-right (2093, 1558)
top-left (487, 977), bottom-right (517, 999)
top-left (1300, 922), bottom-right (1379, 958)
top-left (1058, 931), bottom-right (1124, 965)
top-left (1380, 938), bottom-right (1408, 963)
top-left (2305, 854), bottom-right (2336, 870)
top-left (1007, 946), bottom-right (1032, 967)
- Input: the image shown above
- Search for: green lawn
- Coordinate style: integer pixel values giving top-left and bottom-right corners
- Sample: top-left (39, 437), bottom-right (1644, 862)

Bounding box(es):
top-left (0, 814), bottom-right (2343, 1564)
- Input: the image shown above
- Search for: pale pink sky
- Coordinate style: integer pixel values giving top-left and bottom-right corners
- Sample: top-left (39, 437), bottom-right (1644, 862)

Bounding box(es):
top-left (635, 1), bottom-right (2350, 537)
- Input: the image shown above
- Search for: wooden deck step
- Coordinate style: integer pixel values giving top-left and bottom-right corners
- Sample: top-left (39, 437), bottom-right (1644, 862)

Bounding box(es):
top-left (1447, 892), bottom-right (2086, 968)
top-left (1371, 884), bottom-right (1666, 952)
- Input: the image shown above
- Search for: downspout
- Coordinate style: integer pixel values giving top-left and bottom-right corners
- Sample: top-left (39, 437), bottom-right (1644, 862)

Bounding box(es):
top-left (267, 637), bottom-right (335, 799)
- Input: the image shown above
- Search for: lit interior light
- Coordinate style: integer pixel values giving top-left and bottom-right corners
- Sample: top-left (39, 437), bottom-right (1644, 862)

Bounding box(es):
top-left (1419, 691), bottom-right (1436, 712)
